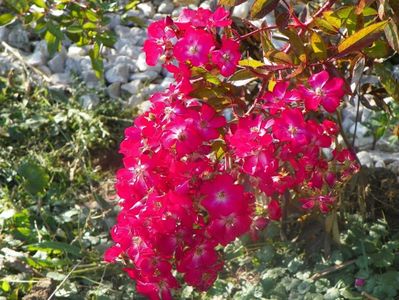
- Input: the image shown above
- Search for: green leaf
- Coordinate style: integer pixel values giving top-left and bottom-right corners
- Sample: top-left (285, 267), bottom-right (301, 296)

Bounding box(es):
top-left (239, 58), bottom-right (265, 68)
top-left (204, 73), bottom-right (221, 86)
top-left (66, 25), bottom-right (83, 34)
top-left (364, 40), bottom-right (391, 58)
top-left (85, 10), bottom-right (99, 22)
top-left (1, 281), bottom-right (10, 292)
top-left (338, 20), bottom-right (388, 54)
top-left (315, 18), bottom-right (340, 35)
top-left (0, 13), bottom-right (16, 26)
top-left (17, 161), bottom-right (49, 195)
top-left (83, 22), bottom-right (97, 30)
top-left (250, 0), bottom-right (280, 19)
top-left (310, 32), bottom-right (327, 59)
top-left (26, 241), bottom-right (81, 257)
top-left (32, 0), bottom-right (47, 8)
top-left (385, 19), bottom-right (399, 53)
top-left (95, 32), bottom-right (117, 48)
top-left (89, 42), bottom-right (104, 78)
top-left (218, 0), bottom-right (247, 7)
top-left (125, 0), bottom-right (140, 10)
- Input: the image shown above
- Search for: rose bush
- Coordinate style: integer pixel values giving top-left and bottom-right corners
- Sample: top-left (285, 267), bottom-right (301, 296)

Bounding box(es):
top-left (104, 1), bottom-right (399, 298)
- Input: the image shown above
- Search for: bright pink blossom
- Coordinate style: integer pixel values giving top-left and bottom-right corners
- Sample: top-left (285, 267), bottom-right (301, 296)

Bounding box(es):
top-left (211, 38), bottom-right (240, 77)
top-left (200, 174), bottom-right (246, 217)
top-left (299, 70), bottom-right (345, 113)
top-left (174, 29), bottom-right (214, 66)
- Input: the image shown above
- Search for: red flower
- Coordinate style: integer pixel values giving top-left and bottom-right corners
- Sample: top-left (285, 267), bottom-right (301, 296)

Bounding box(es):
top-left (200, 174), bottom-right (246, 217)
top-left (272, 108), bottom-right (309, 146)
top-left (143, 19), bottom-right (175, 66)
top-left (174, 29), bottom-right (214, 66)
top-left (299, 70), bottom-right (345, 113)
top-left (211, 38), bottom-right (240, 77)
top-left (268, 199), bottom-right (282, 220)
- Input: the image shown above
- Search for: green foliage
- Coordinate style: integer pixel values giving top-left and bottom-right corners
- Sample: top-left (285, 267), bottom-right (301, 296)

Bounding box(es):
top-left (173, 216), bottom-right (399, 300)
top-left (0, 0), bottom-right (143, 77)
top-left (0, 71), bottom-right (138, 298)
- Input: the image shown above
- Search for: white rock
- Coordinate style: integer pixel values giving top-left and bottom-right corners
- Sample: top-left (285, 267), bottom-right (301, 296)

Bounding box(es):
top-left (121, 80), bottom-right (142, 95)
top-left (114, 55), bottom-right (137, 72)
top-left (27, 41), bottom-right (49, 66)
top-left (136, 52), bottom-right (149, 72)
top-left (48, 49), bottom-right (67, 73)
top-left (108, 14), bottom-right (121, 29)
top-left (128, 93), bottom-right (143, 106)
top-left (36, 65), bottom-right (52, 77)
top-left (357, 151), bottom-right (373, 168)
top-left (142, 84), bottom-right (164, 97)
top-left (355, 136), bottom-right (374, 150)
top-left (137, 2), bottom-right (155, 18)
top-left (375, 160), bottom-right (386, 168)
top-left (349, 123), bottom-right (369, 137)
top-left (105, 64), bottom-right (129, 83)
top-left (82, 71), bottom-right (100, 88)
top-left (342, 104), bottom-right (358, 122)
top-left (341, 117), bottom-right (354, 133)
top-left (50, 73), bottom-right (72, 85)
top-left (158, 1), bottom-right (174, 14)
top-left (65, 57), bottom-right (82, 74)
top-left (0, 27), bottom-right (9, 42)
top-left (107, 82), bottom-right (121, 99)
top-left (130, 71), bottom-right (159, 82)
top-left (68, 45), bottom-right (86, 56)
top-left (80, 94), bottom-right (99, 109)
top-left (199, 1), bottom-right (211, 9)
top-left (361, 108), bottom-right (373, 123)
top-left (232, 2), bottom-right (250, 19)
top-left (161, 77), bottom-right (175, 89)
top-left (7, 27), bottom-right (29, 50)
top-left (119, 44), bottom-right (141, 58)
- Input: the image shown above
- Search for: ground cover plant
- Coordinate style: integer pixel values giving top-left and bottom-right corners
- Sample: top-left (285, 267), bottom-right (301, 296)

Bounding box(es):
top-left (1, 0), bottom-right (399, 299)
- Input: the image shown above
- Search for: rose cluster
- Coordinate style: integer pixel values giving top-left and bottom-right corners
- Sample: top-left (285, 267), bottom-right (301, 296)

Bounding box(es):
top-left (105, 7), bottom-right (359, 300)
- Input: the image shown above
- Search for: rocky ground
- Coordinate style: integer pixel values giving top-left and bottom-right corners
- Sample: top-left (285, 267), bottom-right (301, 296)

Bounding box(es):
top-left (0, 0), bottom-right (398, 174)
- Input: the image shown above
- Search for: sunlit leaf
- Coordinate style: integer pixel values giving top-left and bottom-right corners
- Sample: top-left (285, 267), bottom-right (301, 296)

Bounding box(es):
top-left (250, 0), bottom-right (280, 19)
top-left (337, 20), bottom-right (388, 54)
top-left (0, 13), bottom-right (16, 26)
top-left (239, 58), bottom-right (265, 68)
top-left (310, 32), bottom-right (327, 59)
top-left (89, 42), bottom-right (104, 78)
top-left (32, 0), bottom-right (47, 8)
top-left (125, 0), bottom-right (140, 10)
